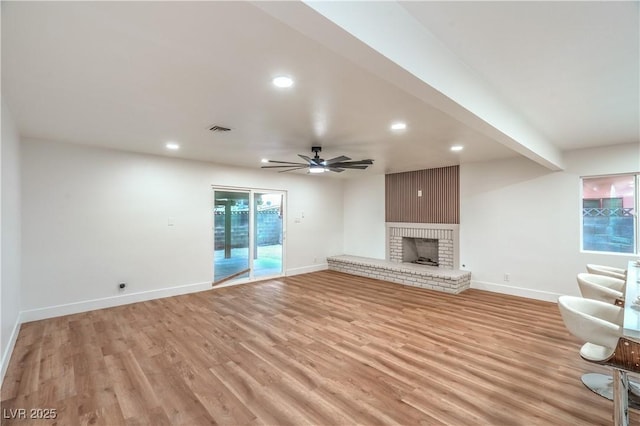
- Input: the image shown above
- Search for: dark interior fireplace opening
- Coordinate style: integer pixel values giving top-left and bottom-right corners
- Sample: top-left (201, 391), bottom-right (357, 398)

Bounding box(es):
top-left (402, 237), bottom-right (439, 266)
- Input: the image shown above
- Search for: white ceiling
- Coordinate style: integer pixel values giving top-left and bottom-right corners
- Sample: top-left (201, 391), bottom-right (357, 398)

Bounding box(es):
top-left (400, 1), bottom-right (639, 150)
top-left (3, 1), bottom-right (638, 176)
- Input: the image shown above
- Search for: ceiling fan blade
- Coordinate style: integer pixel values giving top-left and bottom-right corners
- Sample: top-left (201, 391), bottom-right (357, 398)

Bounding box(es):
top-left (298, 154), bottom-right (318, 165)
top-left (326, 167), bottom-right (345, 173)
top-left (330, 163), bottom-right (372, 168)
top-left (335, 165), bottom-right (369, 169)
top-left (262, 165), bottom-right (309, 169)
top-left (339, 159), bottom-right (373, 165)
top-left (265, 160), bottom-right (307, 165)
top-left (324, 155), bottom-right (351, 165)
top-left (277, 166), bottom-right (308, 173)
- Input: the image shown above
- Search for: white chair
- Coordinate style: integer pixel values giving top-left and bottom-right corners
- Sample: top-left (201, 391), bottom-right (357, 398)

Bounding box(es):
top-left (577, 273), bottom-right (625, 306)
top-left (576, 273), bottom-right (640, 409)
top-left (558, 295), bottom-right (640, 425)
top-left (587, 264), bottom-right (627, 281)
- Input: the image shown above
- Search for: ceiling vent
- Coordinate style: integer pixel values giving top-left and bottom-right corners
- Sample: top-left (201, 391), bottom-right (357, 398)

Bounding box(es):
top-left (209, 125), bottom-right (231, 132)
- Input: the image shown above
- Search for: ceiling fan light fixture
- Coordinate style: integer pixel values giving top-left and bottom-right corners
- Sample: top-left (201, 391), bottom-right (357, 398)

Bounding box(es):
top-left (261, 147), bottom-right (372, 174)
top-left (261, 158), bottom-right (269, 163)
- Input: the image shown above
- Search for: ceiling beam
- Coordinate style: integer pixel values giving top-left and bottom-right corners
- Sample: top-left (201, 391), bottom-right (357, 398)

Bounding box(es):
top-left (254, 1), bottom-right (564, 171)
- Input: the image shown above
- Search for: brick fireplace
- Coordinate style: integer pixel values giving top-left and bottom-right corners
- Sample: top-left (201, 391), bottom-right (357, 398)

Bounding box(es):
top-left (386, 223), bottom-right (459, 270)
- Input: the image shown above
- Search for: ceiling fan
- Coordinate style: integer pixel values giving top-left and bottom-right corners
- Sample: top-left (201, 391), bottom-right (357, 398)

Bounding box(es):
top-left (261, 146), bottom-right (373, 174)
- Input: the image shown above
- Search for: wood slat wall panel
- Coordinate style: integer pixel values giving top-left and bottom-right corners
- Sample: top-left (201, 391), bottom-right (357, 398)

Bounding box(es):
top-left (385, 166), bottom-right (459, 223)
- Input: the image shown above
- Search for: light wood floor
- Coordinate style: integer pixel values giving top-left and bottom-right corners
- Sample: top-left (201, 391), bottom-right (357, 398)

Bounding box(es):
top-left (2, 270), bottom-right (638, 425)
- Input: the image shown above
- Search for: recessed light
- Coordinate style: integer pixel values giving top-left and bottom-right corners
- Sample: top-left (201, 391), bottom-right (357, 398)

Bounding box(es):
top-left (272, 76), bottom-right (294, 88)
top-left (450, 145), bottom-right (464, 152)
top-left (261, 158), bottom-right (269, 163)
top-left (166, 142), bottom-right (180, 151)
top-left (390, 122), bottom-right (407, 131)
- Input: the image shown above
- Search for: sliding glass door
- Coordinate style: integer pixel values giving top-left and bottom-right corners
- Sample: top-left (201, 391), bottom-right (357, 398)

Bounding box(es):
top-left (213, 187), bottom-right (285, 285)
top-left (213, 190), bottom-right (250, 283)
top-left (254, 192), bottom-right (283, 278)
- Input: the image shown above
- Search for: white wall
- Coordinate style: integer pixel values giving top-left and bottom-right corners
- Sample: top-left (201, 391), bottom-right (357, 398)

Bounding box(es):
top-left (343, 174), bottom-right (386, 259)
top-left (1, 100), bottom-right (22, 381)
top-left (20, 139), bottom-right (344, 319)
top-left (460, 143), bottom-right (640, 301)
top-left (16, 137), bottom-right (640, 323)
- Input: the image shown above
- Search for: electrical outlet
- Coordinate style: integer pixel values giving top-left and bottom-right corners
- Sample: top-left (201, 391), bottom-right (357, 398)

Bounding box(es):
top-left (503, 273), bottom-right (510, 282)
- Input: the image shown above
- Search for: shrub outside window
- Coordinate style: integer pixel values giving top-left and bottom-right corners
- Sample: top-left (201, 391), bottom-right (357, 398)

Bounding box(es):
top-left (582, 174), bottom-right (638, 254)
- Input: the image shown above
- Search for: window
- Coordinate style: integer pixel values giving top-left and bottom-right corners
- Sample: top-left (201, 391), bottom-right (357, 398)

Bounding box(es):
top-left (582, 174), bottom-right (638, 254)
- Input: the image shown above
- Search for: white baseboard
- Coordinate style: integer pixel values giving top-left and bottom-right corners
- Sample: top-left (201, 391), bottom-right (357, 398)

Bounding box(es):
top-left (20, 281), bottom-right (212, 323)
top-left (471, 280), bottom-right (562, 303)
top-left (1, 315), bottom-right (22, 385)
top-left (21, 265), bottom-right (330, 324)
top-left (286, 263), bottom-right (328, 276)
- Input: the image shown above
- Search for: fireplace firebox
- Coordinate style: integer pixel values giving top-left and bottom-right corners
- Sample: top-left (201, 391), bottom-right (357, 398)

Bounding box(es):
top-left (386, 223), bottom-right (458, 270)
top-left (402, 237), bottom-right (439, 266)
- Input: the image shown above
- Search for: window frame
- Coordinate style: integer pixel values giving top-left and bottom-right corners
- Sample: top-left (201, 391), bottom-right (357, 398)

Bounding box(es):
top-left (580, 172), bottom-right (639, 256)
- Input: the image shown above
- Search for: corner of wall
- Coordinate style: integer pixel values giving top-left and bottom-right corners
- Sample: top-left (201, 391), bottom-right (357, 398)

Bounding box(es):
top-left (0, 315), bottom-right (22, 384)
top-left (1, 99), bottom-right (23, 386)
